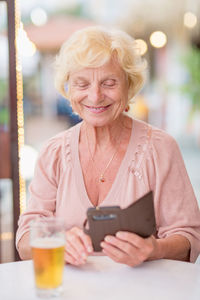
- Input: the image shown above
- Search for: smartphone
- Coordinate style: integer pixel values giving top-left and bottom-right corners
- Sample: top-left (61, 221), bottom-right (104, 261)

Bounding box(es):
top-left (84, 191), bottom-right (156, 251)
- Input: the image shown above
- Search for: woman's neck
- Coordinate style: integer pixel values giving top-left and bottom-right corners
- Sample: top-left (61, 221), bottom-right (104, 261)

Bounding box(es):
top-left (81, 115), bottom-right (132, 152)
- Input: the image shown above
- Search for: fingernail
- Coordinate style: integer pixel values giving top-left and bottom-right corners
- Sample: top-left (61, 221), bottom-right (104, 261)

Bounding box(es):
top-left (116, 232), bottom-right (123, 238)
top-left (87, 246), bottom-right (93, 253)
top-left (105, 236), bottom-right (112, 242)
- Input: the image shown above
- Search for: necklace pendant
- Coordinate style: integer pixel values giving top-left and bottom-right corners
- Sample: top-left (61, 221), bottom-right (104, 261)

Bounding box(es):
top-left (99, 175), bottom-right (105, 183)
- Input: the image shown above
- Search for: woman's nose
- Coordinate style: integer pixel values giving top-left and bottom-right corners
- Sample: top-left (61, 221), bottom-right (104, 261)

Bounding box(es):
top-left (88, 84), bottom-right (102, 104)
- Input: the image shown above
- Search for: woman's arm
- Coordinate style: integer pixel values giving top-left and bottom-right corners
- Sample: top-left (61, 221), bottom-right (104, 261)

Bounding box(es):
top-left (16, 136), bottom-right (62, 255)
top-left (17, 232), bottom-right (32, 260)
top-left (155, 234), bottom-right (190, 261)
top-left (147, 129), bottom-right (200, 262)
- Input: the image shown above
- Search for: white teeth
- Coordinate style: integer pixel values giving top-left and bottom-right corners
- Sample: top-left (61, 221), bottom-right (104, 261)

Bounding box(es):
top-left (87, 106), bottom-right (108, 109)
top-left (85, 105), bottom-right (110, 112)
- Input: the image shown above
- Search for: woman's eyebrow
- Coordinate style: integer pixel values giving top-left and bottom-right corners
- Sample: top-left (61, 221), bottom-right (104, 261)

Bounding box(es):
top-left (103, 73), bottom-right (117, 78)
top-left (73, 76), bottom-right (88, 81)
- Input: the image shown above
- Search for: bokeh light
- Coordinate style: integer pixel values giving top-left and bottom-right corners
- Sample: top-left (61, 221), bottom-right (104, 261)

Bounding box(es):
top-left (30, 7), bottom-right (48, 26)
top-left (184, 12), bottom-right (197, 29)
top-left (150, 31), bottom-right (167, 48)
top-left (135, 39), bottom-right (148, 55)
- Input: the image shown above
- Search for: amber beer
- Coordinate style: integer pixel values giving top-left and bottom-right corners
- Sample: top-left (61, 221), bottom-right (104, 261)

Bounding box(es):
top-left (31, 238), bottom-right (65, 290)
top-left (30, 218), bottom-right (65, 297)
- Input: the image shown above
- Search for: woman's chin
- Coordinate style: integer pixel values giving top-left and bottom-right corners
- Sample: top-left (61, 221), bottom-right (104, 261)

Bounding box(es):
top-left (83, 117), bottom-right (117, 128)
top-left (80, 110), bottom-right (124, 127)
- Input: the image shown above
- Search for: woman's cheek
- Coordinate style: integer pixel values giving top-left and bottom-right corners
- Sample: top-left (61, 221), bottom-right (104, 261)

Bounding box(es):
top-left (71, 97), bottom-right (84, 116)
top-left (70, 100), bottom-right (79, 113)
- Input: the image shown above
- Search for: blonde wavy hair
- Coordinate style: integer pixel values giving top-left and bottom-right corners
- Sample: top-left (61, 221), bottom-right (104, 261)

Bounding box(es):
top-left (55, 26), bottom-right (147, 102)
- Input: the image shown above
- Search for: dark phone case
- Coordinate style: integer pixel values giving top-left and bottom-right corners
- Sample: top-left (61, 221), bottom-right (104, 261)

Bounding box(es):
top-left (84, 191), bottom-right (156, 251)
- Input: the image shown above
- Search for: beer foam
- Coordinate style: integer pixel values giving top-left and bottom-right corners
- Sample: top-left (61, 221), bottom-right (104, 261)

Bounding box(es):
top-left (31, 237), bottom-right (65, 249)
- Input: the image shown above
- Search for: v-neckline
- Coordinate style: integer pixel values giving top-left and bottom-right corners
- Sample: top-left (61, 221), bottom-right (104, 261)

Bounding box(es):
top-left (71, 120), bottom-right (134, 208)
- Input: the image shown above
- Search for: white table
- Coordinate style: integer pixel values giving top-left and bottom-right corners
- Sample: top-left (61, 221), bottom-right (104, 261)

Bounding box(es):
top-left (0, 256), bottom-right (200, 300)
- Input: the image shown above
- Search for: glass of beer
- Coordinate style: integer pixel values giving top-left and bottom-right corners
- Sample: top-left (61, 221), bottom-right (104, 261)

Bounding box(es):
top-left (30, 217), bottom-right (65, 298)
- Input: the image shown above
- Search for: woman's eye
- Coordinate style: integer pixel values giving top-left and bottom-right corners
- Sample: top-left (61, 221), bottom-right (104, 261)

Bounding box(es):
top-left (77, 82), bottom-right (89, 88)
top-left (103, 80), bottom-right (116, 87)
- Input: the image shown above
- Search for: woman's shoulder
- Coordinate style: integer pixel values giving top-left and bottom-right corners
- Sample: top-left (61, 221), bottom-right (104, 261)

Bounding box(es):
top-left (132, 118), bottom-right (177, 149)
top-left (130, 118), bottom-right (183, 179)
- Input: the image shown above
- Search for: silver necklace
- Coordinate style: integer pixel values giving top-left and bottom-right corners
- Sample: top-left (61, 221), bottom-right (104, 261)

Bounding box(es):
top-left (85, 126), bottom-right (123, 183)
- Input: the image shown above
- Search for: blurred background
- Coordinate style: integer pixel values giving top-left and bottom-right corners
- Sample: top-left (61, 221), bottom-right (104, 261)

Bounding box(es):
top-left (0, 0), bottom-right (200, 262)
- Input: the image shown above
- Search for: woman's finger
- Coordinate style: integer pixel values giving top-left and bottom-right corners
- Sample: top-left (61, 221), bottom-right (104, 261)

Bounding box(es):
top-left (116, 232), bottom-right (157, 260)
top-left (101, 233), bottom-right (157, 266)
top-left (116, 231), bottom-right (147, 248)
top-left (103, 235), bottom-right (137, 255)
top-left (64, 251), bottom-right (85, 266)
top-left (76, 229), bottom-right (93, 254)
top-left (101, 240), bottom-right (142, 267)
top-left (64, 251), bottom-right (77, 265)
top-left (65, 238), bottom-right (85, 262)
top-left (66, 233), bottom-right (88, 261)
top-left (65, 227), bottom-right (93, 264)
top-left (101, 241), bottom-right (128, 263)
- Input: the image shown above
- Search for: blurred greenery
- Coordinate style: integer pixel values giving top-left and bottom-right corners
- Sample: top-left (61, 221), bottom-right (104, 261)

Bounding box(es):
top-left (180, 47), bottom-right (200, 111)
top-left (0, 79), bottom-right (9, 126)
top-left (0, 107), bottom-right (9, 125)
top-left (0, 79), bottom-right (8, 103)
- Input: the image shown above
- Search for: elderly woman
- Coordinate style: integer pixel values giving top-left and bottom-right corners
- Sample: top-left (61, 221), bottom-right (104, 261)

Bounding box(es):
top-left (16, 26), bottom-right (200, 267)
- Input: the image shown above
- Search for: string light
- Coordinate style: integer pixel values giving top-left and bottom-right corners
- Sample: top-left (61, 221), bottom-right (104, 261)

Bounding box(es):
top-left (15, 0), bottom-right (26, 213)
top-left (1, 232), bottom-right (13, 241)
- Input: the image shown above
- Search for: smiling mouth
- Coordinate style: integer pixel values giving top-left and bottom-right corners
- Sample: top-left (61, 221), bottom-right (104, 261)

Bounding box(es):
top-left (84, 104), bottom-right (111, 113)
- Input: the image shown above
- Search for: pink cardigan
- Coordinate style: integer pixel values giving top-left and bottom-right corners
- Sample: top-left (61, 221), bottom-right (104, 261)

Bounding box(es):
top-left (16, 119), bottom-right (200, 262)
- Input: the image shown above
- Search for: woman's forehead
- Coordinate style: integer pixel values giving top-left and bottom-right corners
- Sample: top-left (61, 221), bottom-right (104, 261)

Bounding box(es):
top-left (69, 59), bottom-right (125, 80)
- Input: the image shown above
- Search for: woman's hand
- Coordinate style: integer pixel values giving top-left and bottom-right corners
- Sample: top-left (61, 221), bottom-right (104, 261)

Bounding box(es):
top-left (101, 231), bottom-right (162, 267)
top-left (65, 226), bottom-right (93, 266)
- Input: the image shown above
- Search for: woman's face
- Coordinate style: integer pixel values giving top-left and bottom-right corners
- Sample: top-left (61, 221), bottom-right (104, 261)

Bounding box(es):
top-left (68, 58), bottom-right (129, 127)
